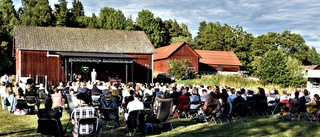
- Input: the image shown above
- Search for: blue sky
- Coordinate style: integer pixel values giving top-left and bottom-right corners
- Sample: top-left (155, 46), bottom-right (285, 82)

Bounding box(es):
top-left (13, 0), bottom-right (320, 51)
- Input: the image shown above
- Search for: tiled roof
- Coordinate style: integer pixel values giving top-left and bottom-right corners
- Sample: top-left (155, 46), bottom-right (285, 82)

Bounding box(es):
top-left (195, 50), bottom-right (242, 66)
top-left (153, 42), bottom-right (185, 60)
top-left (14, 26), bottom-right (155, 54)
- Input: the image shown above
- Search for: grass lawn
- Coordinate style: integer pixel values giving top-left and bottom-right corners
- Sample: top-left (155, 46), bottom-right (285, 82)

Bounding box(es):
top-left (1, 101), bottom-right (320, 137)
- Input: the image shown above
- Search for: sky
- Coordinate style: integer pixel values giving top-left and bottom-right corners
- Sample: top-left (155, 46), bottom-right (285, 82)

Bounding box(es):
top-left (12, 0), bottom-right (320, 51)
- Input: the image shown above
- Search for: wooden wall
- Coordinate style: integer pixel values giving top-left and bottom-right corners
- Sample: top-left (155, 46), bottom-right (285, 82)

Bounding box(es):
top-left (18, 50), bottom-right (60, 86)
top-left (171, 44), bottom-right (199, 72)
top-left (154, 59), bottom-right (168, 73)
top-left (153, 44), bottom-right (199, 73)
top-left (125, 53), bottom-right (153, 83)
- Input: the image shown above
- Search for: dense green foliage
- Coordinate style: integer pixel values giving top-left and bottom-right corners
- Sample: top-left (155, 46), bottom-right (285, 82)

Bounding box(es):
top-left (254, 50), bottom-right (306, 87)
top-left (167, 59), bottom-right (191, 80)
top-left (0, 0), bottom-right (319, 87)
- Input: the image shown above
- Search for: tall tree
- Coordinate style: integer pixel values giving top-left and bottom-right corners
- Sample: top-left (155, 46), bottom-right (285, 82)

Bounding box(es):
top-left (53, 0), bottom-right (68, 26)
top-left (68, 0), bottom-right (84, 27)
top-left (136, 9), bottom-right (167, 47)
top-left (0, 0), bottom-right (19, 73)
top-left (98, 7), bottom-right (126, 30)
top-left (278, 30), bottom-right (310, 63)
top-left (125, 15), bottom-right (135, 30)
top-left (254, 50), bottom-right (306, 87)
top-left (32, 0), bottom-right (53, 26)
top-left (19, 0), bottom-right (37, 25)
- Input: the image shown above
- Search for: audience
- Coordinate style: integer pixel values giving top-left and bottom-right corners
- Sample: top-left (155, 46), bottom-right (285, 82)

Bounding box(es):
top-left (37, 98), bottom-right (64, 136)
top-left (71, 92), bottom-right (102, 137)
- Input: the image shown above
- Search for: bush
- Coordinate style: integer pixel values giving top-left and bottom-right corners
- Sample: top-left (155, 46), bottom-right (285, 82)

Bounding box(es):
top-left (167, 59), bottom-right (191, 80)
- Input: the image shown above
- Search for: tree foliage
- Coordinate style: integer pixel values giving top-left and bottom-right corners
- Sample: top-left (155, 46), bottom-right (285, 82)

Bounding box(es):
top-left (254, 50), bottom-right (306, 87)
top-left (98, 7), bottom-right (126, 30)
top-left (167, 59), bottom-right (191, 80)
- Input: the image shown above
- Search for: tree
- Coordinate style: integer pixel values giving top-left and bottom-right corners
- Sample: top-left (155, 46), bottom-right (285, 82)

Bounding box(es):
top-left (306, 47), bottom-right (320, 65)
top-left (254, 50), bottom-right (306, 87)
top-left (98, 7), bottom-right (126, 29)
top-left (68, 0), bottom-right (84, 27)
top-left (19, 0), bottom-right (37, 25)
top-left (32, 0), bottom-right (53, 26)
top-left (167, 59), bottom-right (191, 80)
top-left (53, 0), bottom-right (68, 26)
top-left (0, 0), bottom-right (19, 74)
top-left (136, 9), bottom-right (167, 47)
top-left (125, 15), bottom-right (135, 30)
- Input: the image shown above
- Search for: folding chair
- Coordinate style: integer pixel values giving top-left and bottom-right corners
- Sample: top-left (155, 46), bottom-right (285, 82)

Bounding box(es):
top-left (153, 98), bottom-right (174, 131)
top-left (25, 96), bottom-right (39, 113)
top-left (99, 108), bottom-right (116, 132)
top-left (37, 89), bottom-right (46, 104)
top-left (189, 101), bottom-right (202, 119)
top-left (286, 104), bottom-right (300, 121)
top-left (175, 101), bottom-right (190, 119)
top-left (77, 117), bottom-right (99, 137)
top-left (271, 102), bottom-right (287, 121)
top-left (231, 103), bottom-right (245, 122)
top-left (127, 110), bottom-right (145, 135)
top-left (204, 104), bottom-right (222, 124)
top-left (65, 94), bottom-right (76, 115)
top-left (306, 105), bottom-right (320, 123)
top-left (37, 118), bottom-right (62, 137)
top-left (143, 95), bottom-right (154, 111)
top-left (245, 100), bottom-right (257, 117)
top-left (255, 100), bottom-right (268, 116)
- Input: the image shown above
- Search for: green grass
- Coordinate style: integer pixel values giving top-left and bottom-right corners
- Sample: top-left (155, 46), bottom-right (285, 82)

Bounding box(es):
top-left (1, 102), bottom-right (320, 137)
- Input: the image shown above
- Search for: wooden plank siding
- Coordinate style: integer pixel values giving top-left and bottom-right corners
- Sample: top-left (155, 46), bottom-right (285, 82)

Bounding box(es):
top-left (125, 54), bottom-right (153, 83)
top-left (154, 59), bottom-right (168, 73)
top-left (170, 44), bottom-right (199, 72)
top-left (19, 50), bottom-right (60, 85)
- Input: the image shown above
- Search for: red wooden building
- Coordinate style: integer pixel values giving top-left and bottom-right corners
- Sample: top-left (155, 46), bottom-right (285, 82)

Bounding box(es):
top-left (13, 26), bottom-right (155, 85)
top-left (195, 50), bottom-right (242, 74)
top-left (153, 42), bottom-right (200, 73)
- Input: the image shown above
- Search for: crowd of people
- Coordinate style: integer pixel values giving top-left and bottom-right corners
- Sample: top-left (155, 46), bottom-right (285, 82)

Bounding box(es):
top-left (1, 76), bottom-right (320, 136)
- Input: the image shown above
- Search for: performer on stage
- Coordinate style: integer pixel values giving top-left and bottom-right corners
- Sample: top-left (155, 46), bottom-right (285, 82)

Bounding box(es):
top-left (91, 68), bottom-right (97, 84)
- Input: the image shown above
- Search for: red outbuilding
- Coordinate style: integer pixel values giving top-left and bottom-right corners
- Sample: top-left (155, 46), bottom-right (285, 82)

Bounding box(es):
top-left (13, 26), bottom-right (155, 85)
top-left (153, 42), bottom-right (200, 73)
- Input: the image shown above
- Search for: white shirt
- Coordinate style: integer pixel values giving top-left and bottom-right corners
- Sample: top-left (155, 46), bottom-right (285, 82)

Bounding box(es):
top-left (127, 99), bottom-right (144, 114)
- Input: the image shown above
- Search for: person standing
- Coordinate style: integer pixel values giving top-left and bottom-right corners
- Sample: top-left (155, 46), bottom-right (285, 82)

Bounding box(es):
top-left (91, 68), bottom-right (97, 84)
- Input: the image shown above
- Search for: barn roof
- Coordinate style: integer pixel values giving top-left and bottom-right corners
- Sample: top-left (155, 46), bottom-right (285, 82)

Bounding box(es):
top-left (195, 50), bottom-right (242, 66)
top-left (154, 42), bottom-right (200, 60)
top-left (14, 26), bottom-right (155, 54)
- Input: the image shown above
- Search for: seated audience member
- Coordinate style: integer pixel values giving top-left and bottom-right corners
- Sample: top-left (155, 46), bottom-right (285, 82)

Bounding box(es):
top-left (232, 91), bottom-right (245, 108)
top-left (240, 88), bottom-right (247, 101)
top-left (189, 89), bottom-right (201, 110)
top-left (306, 94), bottom-right (320, 114)
top-left (200, 89), bottom-right (209, 102)
top-left (228, 88), bottom-right (237, 102)
top-left (246, 90), bottom-right (256, 103)
top-left (25, 84), bottom-right (39, 113)
top-left (37, 98), bottom-right (64, 136)
top-left (37, 83), bottom-right (48, 97)
top-left (125, 93), bottom-right (144, 122)
top-left (289, 91), bottom-right (301, 120)
top-left (220, 89), bottom-right (232, 116)
top-left (256, 87), bottom-right (267, 101)
top-left (71, 92), bottom-right (102, 137)
top-left (4, 85), bottom-right (17, 113)
top-left (174, 89), bottom-right (190, 112)
top-left (143, 85), bottom-right (153, 97)
top-left (51, 88), bottom-right (63, 109)
top-left (12, 82), bottom-right (24, 99)
top-left (303, 89), bottom-right (311, 103)
top-left (99, 92), bottom-right (119, 127)
top-left (169, 86), bottom-right (180, 99)
top-left (199, 92), bottom-right (221, 118)
top-left (91, 83), bottom-right (102, 102)
top-left (123, 90), bottom-right (135, 110)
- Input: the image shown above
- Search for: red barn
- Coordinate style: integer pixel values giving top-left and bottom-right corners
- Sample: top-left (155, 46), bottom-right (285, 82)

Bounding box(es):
top-left (153, 42), bottom-right (200, 73)
top-left (195, 50), bottom-right (242, 74)
top-left (13, 26), bottom-right (155, 85)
